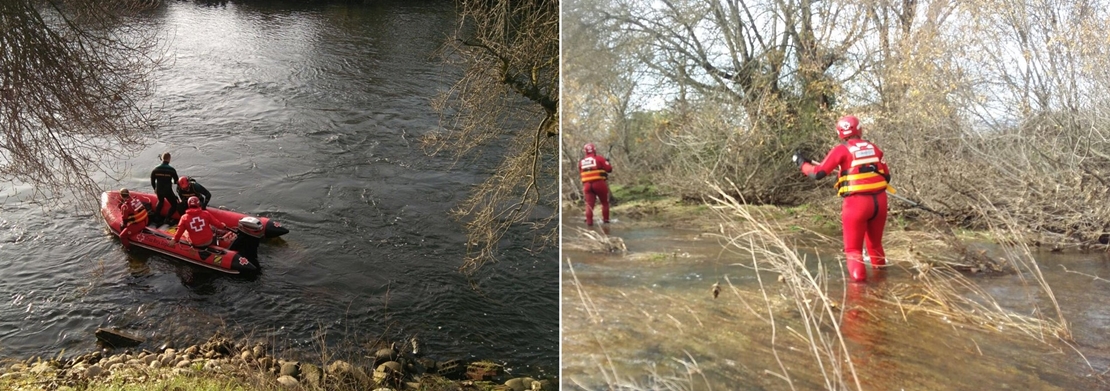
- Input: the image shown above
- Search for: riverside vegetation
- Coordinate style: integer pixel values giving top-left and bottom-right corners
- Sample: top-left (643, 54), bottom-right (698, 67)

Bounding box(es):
top-left (0, 333), bottom-right (555, 391)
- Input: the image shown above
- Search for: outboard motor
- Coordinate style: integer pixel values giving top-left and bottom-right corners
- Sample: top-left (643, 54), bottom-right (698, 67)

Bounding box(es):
top-left (231, 217), bottom-right (263, 264)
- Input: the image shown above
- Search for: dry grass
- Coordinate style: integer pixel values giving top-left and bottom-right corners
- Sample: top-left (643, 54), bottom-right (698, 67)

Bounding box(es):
top-left (562, 226), bottom-right (627, 254)
top-left (707, 179), bottom-right (1084, 389)
top-left (565, 177), bottom-right (1089, 390)
top-left (708, 181), bottom-right (859, 391)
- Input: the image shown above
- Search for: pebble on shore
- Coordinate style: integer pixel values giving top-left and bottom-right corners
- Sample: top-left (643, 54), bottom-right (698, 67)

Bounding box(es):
top-left (0, 334), bottom-right (557, 391)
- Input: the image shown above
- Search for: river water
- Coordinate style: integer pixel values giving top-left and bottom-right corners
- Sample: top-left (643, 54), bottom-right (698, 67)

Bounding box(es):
top-left (0, 0), bottom-right (557, 376)
top-left (562, 222), bottom-right (1110, 390)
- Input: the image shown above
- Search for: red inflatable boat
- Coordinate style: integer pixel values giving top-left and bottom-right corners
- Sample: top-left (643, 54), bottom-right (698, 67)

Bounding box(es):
top-left (100, 190), bottom-right (288, 274)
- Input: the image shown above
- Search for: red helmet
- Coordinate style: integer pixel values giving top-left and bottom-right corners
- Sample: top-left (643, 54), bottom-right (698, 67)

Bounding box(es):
top-left (836, 115), bottom-right (861, 139)
top-left (178, 176), bottom-right (190, 189)
top-left (187, 196), bottom-right (200, 209)
top-left (583, 143), bottom-right (596, 155)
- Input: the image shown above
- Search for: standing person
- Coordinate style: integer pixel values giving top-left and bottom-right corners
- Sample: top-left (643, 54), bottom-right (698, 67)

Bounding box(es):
top-left (118, 188), bottom-right (149, 251)
top-left (793, 115), bottom-right (891, 282)
top-left (169, 196), bottom-right (229, 258)
top-left (150, 152), bottom-right (179, 225)
top-left (579, 142), bottom-right (613, 227)
top-left (176, 176), bottom-right (212, 214)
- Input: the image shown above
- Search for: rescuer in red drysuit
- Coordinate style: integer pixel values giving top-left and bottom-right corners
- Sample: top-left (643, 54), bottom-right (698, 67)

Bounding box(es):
top-left (118, 188), bottom-right (149, 251)
top-left (579, 142), bottom-right (613, 227)
top-left (170, 196), bottom-right (229, 257)
top-left (794, 115), bottom-right (891, 282)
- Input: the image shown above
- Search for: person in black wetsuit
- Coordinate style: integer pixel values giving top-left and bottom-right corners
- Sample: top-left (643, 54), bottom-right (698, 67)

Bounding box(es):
top-left (176, 176), bottom-right (212, 215)
top-left (150, 152), bottom-right (179, 225)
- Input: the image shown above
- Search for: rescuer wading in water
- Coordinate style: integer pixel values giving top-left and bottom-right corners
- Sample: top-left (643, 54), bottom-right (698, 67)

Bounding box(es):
top-left (794, 115), bottom-right (891, 282)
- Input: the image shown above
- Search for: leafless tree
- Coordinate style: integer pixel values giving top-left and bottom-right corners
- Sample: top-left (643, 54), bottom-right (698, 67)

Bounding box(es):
top-left (0, 0), bottom-right (162, 207)
top-left (429, 0), bottom-right (559, 273)
top-left (569, 0), bottom-right (1110, 246)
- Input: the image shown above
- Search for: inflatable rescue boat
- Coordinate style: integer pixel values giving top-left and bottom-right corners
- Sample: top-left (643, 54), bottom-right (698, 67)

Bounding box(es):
top-left (100, 190), bottom-right (288, 274)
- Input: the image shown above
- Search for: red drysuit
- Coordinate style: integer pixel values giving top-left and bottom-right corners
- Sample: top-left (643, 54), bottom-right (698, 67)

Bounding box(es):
top-left (800, 138), bottom-right (890, 282)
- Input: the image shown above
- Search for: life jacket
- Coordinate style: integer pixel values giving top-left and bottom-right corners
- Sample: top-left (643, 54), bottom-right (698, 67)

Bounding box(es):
top-left (579, 156), bottom-right (607, 183)
top-left (835, 141), bottom-right (889, 197)
top-left (121, 197), bottom-right (148, 225)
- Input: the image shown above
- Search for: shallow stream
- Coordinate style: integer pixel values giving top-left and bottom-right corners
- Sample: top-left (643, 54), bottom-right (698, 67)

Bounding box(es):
top-left (562, 222), bottom-right (1110, 390)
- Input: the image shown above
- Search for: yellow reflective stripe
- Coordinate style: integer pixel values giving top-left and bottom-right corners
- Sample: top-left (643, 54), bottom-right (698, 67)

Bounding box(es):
top-left (847, 182), bottom-right (888, 193)
top-left (836, 171), bottom-right (888, 196)
top-left (127, 209), bottom-right (148, 224)
top-left (581, 170), bottom-right (607, 182)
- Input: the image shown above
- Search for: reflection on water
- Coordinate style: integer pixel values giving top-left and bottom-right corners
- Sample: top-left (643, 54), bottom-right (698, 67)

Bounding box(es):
top-left (562, 223), bottom-right (1110, 390)
top-left (0, 0), bottom-right (556, 377)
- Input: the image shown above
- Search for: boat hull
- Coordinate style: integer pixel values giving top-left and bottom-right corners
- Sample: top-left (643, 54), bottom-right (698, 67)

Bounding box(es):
top-left (101, 191), bottom-right (276, 274)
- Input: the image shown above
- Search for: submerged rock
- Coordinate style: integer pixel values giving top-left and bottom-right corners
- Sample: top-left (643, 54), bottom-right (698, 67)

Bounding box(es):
top-left (94, 328), bottom-right (145, 348)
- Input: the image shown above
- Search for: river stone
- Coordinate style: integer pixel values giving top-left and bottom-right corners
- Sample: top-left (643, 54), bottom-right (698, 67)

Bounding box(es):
top-left (327, 360), bottom-right (371, 387)
top-left (161, 350), bottom-right (177, 366)
top-left (175, 359), bottom-right (192, 369)
top-left (103, 356), bottom-right (121, 367)
top-left (300, 363), bottom-right (322, 388)
top-left (82, 351), bottom-right (102, 365)
top-left (377, 360), bottom-right (403, 373)
top-left (280, 361), bottom-right (299, 377)
top-left (505, 377), bottom-right (525, 391)
top-left (85, 365), bottom-right (105, 378)
top-left (94, 328), bottom-right (144, 348)
top-left (240, 350), bottom-right (254, 362)
top-left (252, 345), bottom-right (265, 359)
top-left (505, 377), bottom-right (538, 391)
top-left (276, 375), bottom-right (300, 389)
top-left (184, 346), bottom-right (198, 356)
top-left (417, 358), bottom-right (437, 373)
top-left (373, 348), bottom-right (397, 365)
top-left (149, 360), bottom-right (162, 369)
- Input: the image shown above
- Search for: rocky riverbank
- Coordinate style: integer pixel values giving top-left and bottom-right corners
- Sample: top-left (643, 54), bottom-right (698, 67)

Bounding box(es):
top-left (0, 332), bottom-right (556, 391)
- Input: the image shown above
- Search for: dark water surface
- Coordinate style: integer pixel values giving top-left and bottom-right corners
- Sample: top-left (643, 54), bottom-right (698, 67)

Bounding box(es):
top-left (562, 223), bottom-right (1110, 390)
top-left (0, 0), bottom-right (556, 376)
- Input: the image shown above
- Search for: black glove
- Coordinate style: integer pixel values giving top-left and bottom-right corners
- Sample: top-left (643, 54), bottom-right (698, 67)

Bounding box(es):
top-left (791, 151), bottom-right (809, 168)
